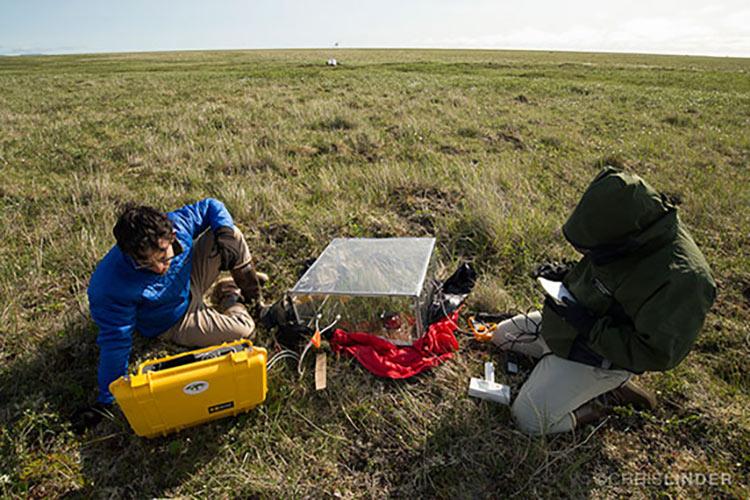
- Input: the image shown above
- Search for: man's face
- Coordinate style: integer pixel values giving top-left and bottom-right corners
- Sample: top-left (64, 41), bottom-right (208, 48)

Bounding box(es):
top-left (135, 234), bottom-right (176, 274)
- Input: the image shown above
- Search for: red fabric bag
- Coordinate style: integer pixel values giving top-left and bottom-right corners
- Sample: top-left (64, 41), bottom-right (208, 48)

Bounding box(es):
top-left (329, 312), bottom-right (460, 378)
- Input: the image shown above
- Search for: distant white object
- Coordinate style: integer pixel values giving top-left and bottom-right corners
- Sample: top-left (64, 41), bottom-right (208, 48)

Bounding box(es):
top-left (537, 277), bottom-right (576, 305)
top-left (468, 361), bottom-right (511, 405)
top-left (326, 58), bottom-right (338, 67)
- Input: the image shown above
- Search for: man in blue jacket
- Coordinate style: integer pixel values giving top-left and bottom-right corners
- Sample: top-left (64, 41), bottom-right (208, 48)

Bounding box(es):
top-left (76, 198), bottom-right (267, 430)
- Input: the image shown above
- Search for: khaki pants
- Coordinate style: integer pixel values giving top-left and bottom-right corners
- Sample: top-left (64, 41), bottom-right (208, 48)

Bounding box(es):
top-left (161, 227), bottom-right (256, 347)
top-left (492, 311), bottom-right (631, 435)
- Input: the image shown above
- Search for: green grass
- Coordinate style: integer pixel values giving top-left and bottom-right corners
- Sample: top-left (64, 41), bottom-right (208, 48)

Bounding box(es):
top-left (1, 48), bottom-right (749, 498)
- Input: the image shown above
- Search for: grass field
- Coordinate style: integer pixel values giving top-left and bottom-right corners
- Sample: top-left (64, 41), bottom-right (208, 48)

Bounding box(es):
top-left (0, 48), bottom-right (749, 498)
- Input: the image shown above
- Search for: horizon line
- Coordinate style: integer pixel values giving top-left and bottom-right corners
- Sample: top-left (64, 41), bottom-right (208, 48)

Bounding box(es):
top-left (2, 46), bottom-right (749, 60)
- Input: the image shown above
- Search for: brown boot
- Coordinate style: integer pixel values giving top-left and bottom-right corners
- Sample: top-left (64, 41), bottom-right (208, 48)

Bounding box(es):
top-left (230, 263), bottom-right (269, 313)
top-left (210, 277), bottom-right (243, 313)
top-left (573, 400), bottom-right (608, 428)
top-left (573, 380), bottom-right (656, 430)
top-left (604, 379), bottom-right (657, 411)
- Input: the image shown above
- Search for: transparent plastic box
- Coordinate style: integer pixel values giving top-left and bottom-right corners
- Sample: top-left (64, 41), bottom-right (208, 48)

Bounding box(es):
top-left (289, 237), bottom-right (436, 343)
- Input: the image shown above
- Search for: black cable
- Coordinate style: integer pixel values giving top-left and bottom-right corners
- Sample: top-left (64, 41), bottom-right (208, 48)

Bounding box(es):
top-left (430, 277), bottom-right (546, 357)
top-left (499, 306), bottom-right (543, 354)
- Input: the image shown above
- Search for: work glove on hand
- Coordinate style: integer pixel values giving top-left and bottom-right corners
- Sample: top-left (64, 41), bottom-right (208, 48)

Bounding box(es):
top-left (567, 334), bottom-right (607, 367)
top-left (531, 260), bottom-right (576, 281)
top-left (71, 402), bottom-right (113, 434)
top-left (213, 226), bottom-right (242, 271)
top-left (543, 296), bottom-right (597, 337)
top-left (544, 297), bottom-right (608, 367)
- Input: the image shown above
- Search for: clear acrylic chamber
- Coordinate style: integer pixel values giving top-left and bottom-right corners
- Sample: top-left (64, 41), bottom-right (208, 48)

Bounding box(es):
top-left (288, 238), bottom-right (437, 344)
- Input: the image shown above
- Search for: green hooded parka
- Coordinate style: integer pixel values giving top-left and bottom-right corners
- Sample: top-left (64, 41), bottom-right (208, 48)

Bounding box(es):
top-left (541, 167), bottom-right (716, 373)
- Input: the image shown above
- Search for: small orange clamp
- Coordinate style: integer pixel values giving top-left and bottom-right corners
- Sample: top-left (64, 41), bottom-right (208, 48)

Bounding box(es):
top-left (467, 316), bottom-right (497, 343)
top-left (311, 329), bottom-right (322, 349)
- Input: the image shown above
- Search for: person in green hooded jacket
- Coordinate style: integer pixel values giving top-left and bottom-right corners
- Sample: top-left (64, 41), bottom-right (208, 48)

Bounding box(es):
top-left (492, 166), bottom-right (716, 435)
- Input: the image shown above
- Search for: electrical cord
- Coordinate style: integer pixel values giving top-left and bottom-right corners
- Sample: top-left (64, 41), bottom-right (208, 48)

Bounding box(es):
top-left (495, 306), bottom-right (542, 354)
top-left (432, 278), bottom-right (473, 336)
top-left (297, 314), bottom-right (340, 376)
top-left (431, 276), bottom-right (542, 352)
top-left (266, 349), bottom-right (300, 371)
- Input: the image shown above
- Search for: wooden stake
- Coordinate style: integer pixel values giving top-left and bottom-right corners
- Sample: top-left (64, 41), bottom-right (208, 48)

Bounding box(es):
top-left (315, 352), bottom-right (327, 391)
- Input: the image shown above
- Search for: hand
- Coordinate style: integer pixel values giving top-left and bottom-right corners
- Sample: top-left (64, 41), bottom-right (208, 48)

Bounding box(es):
top-left (213, 226), bottom-right (241, 270)
top-left (543, 296), bottom-right (597, 337)
top-left (567, 335), bottom-right (607, 367)
top-left (71, 402), bottom-right (113, 434)
top-left (531, 261), bottom-right (575, 281)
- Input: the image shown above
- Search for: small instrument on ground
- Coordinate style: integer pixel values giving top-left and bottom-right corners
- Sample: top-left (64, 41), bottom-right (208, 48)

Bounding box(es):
top-left (467, 315), bottom-right (498, 342)
top-left (468, 361), bottom-right (511, 405)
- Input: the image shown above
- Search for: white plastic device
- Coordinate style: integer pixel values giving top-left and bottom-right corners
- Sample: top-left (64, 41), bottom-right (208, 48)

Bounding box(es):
top-left (468, 361), bottom-right (511, 405)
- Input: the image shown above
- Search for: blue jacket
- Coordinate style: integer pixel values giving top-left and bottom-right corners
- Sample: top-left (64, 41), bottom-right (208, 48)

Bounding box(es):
top-left (88, 198), bottom-right (234, 404)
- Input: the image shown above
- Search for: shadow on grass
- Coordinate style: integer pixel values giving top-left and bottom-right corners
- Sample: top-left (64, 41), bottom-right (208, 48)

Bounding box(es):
top-left (388, 396), bottom-right (605, 498)
top-left (0, 313), bottom-right (226, 497)
top-left (326, 344), bottom-right (606, 498)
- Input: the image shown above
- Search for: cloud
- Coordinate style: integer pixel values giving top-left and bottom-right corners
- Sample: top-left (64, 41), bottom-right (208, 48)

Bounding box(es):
top-left (0, 45), bottom-right (87, 56)
top-left (414, 12), bottom-right (750, 57)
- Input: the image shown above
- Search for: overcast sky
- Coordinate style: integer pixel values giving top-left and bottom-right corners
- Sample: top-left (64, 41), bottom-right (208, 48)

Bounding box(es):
top-left (1, 0), bottom-right (748, 57)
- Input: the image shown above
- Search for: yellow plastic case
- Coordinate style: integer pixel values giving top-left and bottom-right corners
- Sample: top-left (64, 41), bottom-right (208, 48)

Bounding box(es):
top-left (110, 340), bottom-right (267, 438)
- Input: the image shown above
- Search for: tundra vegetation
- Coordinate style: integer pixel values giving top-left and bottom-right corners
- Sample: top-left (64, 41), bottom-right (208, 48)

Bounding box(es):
top-left (0, 49), bottom-right (748, 498)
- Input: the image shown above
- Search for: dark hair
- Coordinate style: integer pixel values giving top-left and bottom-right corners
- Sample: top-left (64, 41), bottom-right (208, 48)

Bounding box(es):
top-left (113, 203), bottom-right (173, 260)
